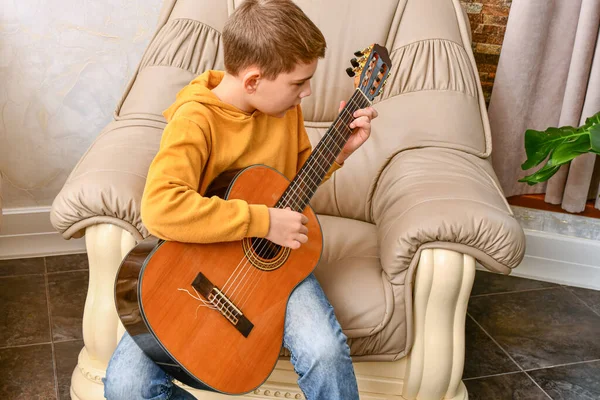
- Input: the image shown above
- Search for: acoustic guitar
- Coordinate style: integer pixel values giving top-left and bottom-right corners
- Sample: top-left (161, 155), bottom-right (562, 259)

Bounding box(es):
top-left (114, 44), bottom-right (392, 395)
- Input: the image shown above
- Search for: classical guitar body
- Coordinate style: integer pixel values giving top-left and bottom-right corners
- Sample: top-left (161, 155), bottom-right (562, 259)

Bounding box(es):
top-left (115, 165), bottom-right (323, 394)
top-left (115, 43), bottom-right (392, 395)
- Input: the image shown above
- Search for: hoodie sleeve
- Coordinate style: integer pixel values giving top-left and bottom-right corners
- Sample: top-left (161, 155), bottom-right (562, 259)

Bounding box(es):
top-left (141, 116), bottom-right (270, 243)
top-left (296, 108), bottom-right (342, 184)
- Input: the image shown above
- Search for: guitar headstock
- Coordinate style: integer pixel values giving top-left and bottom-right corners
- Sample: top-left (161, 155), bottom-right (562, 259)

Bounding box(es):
top-left (346, 44), bottom-right (392, 101)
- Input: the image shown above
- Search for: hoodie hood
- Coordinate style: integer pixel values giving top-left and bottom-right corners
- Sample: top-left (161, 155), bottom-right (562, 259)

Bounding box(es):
top-left (163, 70), bottom-right (252, 122)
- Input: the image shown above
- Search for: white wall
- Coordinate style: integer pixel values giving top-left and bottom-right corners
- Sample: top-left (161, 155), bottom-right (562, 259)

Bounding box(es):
top-left (0, 0), bottom-right (162, 209)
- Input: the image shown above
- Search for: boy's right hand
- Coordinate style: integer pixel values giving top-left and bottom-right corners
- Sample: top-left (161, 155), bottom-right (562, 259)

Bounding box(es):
top-left (265, 207), bottom-right (308, 249)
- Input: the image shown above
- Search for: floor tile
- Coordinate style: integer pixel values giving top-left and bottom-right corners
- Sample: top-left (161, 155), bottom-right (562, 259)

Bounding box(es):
top-left (0, 257), bottom-right (45, 277)
top-left (55, 340), bottom-right (83, 400)
top-left (564, 286), bottom-right (600, 316)
top-left (468, 287), bottom-right (600, 370)
top-left (464, 372), bottom-right (549, 400)
top-left (0, 344), bottom-right (56, 399)
top-left (0, 275), bottom-right (51, 347)
top-left (46, 253), bottom-right (88, 273)
top-left (529, 361), bottom-right (600, 400)
top-left (463, 316), bottom-right (520, 379)
top-left (471, 270), bottom-right (558, 297)
top-left (48, 271), bottom-right (88, 341)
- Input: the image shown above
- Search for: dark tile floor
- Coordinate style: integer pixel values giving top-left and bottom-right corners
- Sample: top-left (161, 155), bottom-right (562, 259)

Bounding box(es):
top-left (1, 254), bottom-right (599, 399)
top-left (0, 254), bottom-right (87, 400)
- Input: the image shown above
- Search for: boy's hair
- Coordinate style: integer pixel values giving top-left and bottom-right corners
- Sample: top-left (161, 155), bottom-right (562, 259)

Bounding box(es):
top-left (223, 0), bottom-right (327, 79)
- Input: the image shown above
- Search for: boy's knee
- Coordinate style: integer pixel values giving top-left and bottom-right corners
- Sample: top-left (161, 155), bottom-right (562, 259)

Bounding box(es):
top-left (305, 333), bottom-right (351, 368)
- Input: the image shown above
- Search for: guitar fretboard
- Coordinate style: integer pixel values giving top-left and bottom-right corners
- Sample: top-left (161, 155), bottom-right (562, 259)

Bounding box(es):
top-left (276, 89), bottom-right (371, 212)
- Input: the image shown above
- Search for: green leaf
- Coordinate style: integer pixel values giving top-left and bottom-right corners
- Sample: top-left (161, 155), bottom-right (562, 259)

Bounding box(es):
top-left (590, 122), bottom-right (600, 154)
top-left (551, 133), bottom-right (590, 163)
top-left (520, 126), bottom-right (581, 170)
top-left (519, 164), bottom-right (562, 185)
top-left (520, 110), bottom-right (600, 185)
top-left (582, 110), bottom-right (600, 130)
top-left (581, 110), bottom-right (600, 154)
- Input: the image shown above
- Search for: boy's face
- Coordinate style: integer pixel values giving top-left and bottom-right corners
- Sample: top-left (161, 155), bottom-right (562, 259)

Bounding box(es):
top-left (249, 60), bottom-right (318, 118)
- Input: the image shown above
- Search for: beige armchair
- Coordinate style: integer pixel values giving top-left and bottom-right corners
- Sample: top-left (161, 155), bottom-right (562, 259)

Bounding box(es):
top-left (50, 0), bottom-right (525, 399)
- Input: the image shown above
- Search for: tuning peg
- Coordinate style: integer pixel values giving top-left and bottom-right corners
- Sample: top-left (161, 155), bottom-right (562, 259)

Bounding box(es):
top-left (346, 67), bottom-right (356, 77)
top-left (350, 58), bottom-right (359, 68)
top-left (354, 50), bottom-right (363, 57)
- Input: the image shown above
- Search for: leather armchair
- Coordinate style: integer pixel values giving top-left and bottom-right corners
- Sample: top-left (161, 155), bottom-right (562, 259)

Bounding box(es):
top-left (50, 0), bottom-right (525, 399)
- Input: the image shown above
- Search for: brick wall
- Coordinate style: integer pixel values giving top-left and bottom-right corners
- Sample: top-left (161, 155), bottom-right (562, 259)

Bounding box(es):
top-left (460, 0), bottom-right (512, 105)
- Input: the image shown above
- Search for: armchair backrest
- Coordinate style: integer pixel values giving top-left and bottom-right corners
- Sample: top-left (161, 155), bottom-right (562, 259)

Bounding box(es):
top-left (115, 0), bottom-right (490, 223)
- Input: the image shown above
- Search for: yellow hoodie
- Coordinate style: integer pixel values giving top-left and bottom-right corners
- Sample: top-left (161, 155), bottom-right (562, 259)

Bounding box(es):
top-left (141, 70), bottom-right (341, 243)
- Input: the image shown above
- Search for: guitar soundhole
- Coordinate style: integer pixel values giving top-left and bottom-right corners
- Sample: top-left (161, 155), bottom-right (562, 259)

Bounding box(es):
top-left (251, 238), bottom-right (281, 260)
top-left (242, 237), bottom-right (290, 271)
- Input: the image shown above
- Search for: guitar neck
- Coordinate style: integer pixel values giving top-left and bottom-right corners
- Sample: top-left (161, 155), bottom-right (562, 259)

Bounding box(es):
top-left (276, 89), bottom-right (372, 212)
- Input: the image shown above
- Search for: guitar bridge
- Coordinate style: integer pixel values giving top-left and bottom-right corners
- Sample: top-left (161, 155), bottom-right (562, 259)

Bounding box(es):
top-left (191, 273), bottom-right (254, 337)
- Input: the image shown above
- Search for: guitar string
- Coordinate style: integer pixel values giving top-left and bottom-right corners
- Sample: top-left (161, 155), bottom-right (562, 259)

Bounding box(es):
top-left (225, 92), bottom-right (371, 308)
top-left (223, 92), bottom-right (368, 303)
top-left (222, 94), bottom-right (361, 299)
top-left (230, 98), bottom-right (367, 307)
top-left (177, 287), bottom-right (217, 310)
top-left (219, 91), bottom-right (368, 299)
top-left (179, 89), bottom-right (371, 313)
top-left (225, 92), bottom-right (370, 306)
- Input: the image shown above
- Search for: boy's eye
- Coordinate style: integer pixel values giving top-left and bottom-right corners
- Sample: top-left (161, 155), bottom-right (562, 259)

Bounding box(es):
top-left (295, 81), bottom-right (305, 86)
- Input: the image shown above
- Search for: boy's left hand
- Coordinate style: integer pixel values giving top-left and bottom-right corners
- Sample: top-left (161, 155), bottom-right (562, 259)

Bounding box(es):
top-left (335, 101), bottom-right (379, 165)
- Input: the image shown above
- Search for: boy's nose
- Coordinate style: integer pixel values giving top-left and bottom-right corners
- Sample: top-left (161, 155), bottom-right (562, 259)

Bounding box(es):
top-left (300, 86), bottom-right (312, 98)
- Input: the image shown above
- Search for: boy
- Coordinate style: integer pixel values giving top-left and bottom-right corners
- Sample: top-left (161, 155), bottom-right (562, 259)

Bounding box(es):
top-left (104, 0), bottom-right (378, 399)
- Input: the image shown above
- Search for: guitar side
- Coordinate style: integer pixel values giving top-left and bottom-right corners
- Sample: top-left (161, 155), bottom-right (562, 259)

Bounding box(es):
top-left (115, 237), bottom-right (214, 389)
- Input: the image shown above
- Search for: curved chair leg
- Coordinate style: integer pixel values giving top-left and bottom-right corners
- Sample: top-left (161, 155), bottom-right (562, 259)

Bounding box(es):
top-left (403, 249), bottom-right (475, 400)
top-left (70, 224), bottom-right (136, 400)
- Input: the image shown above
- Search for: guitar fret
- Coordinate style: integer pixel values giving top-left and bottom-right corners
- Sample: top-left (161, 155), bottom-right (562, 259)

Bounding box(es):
top-left (277, 89), bottom-right (371, 211)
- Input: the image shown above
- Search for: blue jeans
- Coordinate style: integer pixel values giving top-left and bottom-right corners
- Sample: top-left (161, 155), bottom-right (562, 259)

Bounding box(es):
top-left (104, 274), bottom-right (358, 400)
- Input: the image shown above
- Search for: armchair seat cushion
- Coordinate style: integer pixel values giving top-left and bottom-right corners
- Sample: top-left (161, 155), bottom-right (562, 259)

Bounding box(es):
top-left (316, 215), bottom-right (392, 338)
top-left (280, 214), bottom-right (407, 360)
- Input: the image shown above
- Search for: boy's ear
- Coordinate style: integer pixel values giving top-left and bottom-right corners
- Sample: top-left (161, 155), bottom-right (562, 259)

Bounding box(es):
top-left (241, 68), bottom-right (262, 94)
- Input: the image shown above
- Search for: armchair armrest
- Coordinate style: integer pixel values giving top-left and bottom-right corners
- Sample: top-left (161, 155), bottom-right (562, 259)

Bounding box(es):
top-left (372, 147), bottom-right (525, 282)
top-left (50, 119), bottom-right (164, 240)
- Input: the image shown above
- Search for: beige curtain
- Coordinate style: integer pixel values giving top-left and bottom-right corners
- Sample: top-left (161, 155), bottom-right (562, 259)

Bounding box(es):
top-left (488, 0), bottom-right (600, 212)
